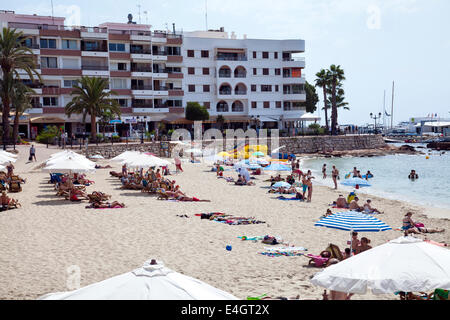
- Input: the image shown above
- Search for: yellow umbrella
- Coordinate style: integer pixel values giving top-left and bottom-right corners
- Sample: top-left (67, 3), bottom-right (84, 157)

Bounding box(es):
top-left (217, 152), bottom-right (231, 157)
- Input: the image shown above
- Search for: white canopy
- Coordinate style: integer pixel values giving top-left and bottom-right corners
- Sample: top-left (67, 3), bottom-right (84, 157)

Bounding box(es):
top-left (122, 153), bottom-right (170, 168)
top-left (300, 113), bottom-right (321, 121)
top-left (0, 151), bottom-right (17, 158)
top-left (43, 156), bottom-right (96, 173)
top-left (423, 121), bottom-right (450, 127)
top-left (0, 153), bottom-right (17, 164)
top-left (310, 236), bottom-right (450, 294)
top-left (46, 153), bottom-right (95, 167)
top-left (110, 151), bottom-right (141, 162)
top-left (39, 260), bottom-right (238, 300)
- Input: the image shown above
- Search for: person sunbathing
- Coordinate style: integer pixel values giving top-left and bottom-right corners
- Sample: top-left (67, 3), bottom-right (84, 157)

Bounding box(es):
top-left (363, 200), bottom-right (382, 214)
top-left (349, 197), bottom-right (363, 211)
top-left (335, 195), bottom-right (349, 208)
top-left (87, 200), bottom-right (125, 209)
top-left (1, 191), bottom-right (21, 210)
top-left (67, 187), bottom-right (89, 201)
top-left (416, 226), bottom-right (445, 234)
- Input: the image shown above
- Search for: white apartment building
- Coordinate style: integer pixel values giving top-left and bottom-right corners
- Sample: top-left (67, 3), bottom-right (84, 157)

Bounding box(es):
top-left (182, 30), bottom-right (306, 130)
top-left (0, 10), bottom-right (305, 138)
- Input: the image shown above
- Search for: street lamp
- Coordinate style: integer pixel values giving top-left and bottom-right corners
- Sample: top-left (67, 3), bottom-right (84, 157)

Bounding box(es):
top-left (370, 112), bottom-right (382, 134)
top-left (137, 116), bottom-right (147, 144)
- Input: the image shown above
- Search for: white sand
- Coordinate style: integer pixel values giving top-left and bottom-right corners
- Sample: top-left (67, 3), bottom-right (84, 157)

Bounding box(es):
top-left (0, 144), bottom-right (448, 300)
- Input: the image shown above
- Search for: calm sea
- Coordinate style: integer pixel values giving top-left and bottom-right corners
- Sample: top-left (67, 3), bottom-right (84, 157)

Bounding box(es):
top-left (302, 144), bottom-right (450, 211)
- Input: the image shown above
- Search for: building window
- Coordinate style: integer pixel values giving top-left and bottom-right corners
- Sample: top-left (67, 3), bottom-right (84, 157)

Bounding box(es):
top-left (41, 57), bottom-right (58, 69)
top-left (275, 85), bottom-right (279, 92)
top-left (109, 43), bottom-right (125, 52)
top-left (40, 39), bottom-right (56, 49)
top-left (43, 97), bottom-right (58, 106)
top-left (275, 68), bottom-right (281, 76)
top-left (188, 85), bottom-right (195, 92)
top-left (115, 99), bottom-right (128, 107)
top-left (261, 85), bottom-right (272, 92)
top-left (251, 101), bottom-right (257, 108)
top-left (204, 102), bottom-right (210, 109)
top-left (111, 78), bottom-right (127, 89)
top-left (202, 67), bottom-right (209, 75)
top-left (263, 68), bottom-right (269, 75)
top-left (251, 85), bottom-right (257, 92)
top-left (188, 67), bottom-right (195, 75)
top-left (203, 85), bottom-right (210, 92)
top-left (63, 80), bottom-right (79, 88)
top-left (262, 51), bottom-right (269, 59)
top-left (276, 101), bottom-right (281, 108)
top-left (201, 50), bottom-right (209, 58)
top-left (253, 51), bottom-right (257, 59)
top-left (62, 40), bottom-right (77, 50)
top-left (264, 101), bottom-right (270, 108)
top-left (253, 68), bottom-right (257, 75)
top-left (187, 50), bottom-right (195, 57)
top-left (274, 52), bottom-right (278, 59)
top-left (117, 63), bottom-right (127, 71)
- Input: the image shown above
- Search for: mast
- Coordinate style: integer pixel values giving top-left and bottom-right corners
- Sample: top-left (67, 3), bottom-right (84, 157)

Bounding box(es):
top-left (391, 81), bottom-right (395, 129)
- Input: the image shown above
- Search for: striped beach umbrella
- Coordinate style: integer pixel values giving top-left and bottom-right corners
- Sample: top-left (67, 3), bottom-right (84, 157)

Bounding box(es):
top-left (315, 211), bottom-right (392, 232)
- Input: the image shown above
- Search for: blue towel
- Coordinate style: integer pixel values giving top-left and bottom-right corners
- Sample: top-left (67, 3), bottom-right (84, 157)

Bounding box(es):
top-left (277, 196), bottom-right (303, 201)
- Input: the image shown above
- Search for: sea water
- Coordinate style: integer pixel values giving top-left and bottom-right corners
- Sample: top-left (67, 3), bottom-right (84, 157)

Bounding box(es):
top-left (302, 144), bottom-right (450, 212)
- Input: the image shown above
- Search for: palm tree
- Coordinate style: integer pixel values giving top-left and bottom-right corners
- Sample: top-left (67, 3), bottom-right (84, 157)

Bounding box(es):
top-left (11, 81), bottom-right (34, 142)
top-left (0, 27), bottom-right (40, 147)
top-left (315, 69), bottom-right (331, 134)
top-left (328, 65), bottom-right (345, 135)
top-left (65, 77), bottom-right (120, 142)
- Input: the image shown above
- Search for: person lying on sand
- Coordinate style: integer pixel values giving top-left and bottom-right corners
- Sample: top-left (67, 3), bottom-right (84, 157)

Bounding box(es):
top-left (416, 226), bottom-right (445, 234)
top-left (86, 201), bottom-right (125, 209)
top-left (67, 187), bottom-right (89, 201)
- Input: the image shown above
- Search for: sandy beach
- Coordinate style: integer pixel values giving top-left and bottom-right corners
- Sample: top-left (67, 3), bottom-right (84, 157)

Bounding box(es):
top-left (0, 143), bottom-right (448, 300)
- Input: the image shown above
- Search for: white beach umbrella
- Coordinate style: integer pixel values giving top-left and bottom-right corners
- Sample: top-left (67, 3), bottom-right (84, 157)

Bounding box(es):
top-left (43, 156), bottom-right (96, 173)
top-left (184, 148), bottom-right (203, 156)
top-left (0, 150), bottom-right (17, 158)
top-left (310, 236), bottom-right (450, 295)
top-left (111, 151), bottom-right (141, 162)
top-left (0, 153), bottom-right (17, 164)
top-left (46, 153), bottom-right (95, 167)
top-left (39, 260), bottom-right (238, 300)
top-left (124, 154), bottom-right (170, 168)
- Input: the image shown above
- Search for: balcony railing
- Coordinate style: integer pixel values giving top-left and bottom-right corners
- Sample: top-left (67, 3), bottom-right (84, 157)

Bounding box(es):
top-left (154, 104), bottom-right (168, 108)
top-left (131, 85), bottom-right (153, 90)
top-left (31, 103), bottom-right (43, 108)
top-left (133, 104), bottom-right (153, 108)
top-left (153, 50), bottom-right (168, 56)
top-left (216, 55), bottom-right (248, 61)
top-left (282, 57), bottom-right (305, 62)
top-left (217, 107), bottom-right (229, 112)
top-left (130, 48), bottom-right (152, 54)
top-left (82, 65), bottom-right (109, 71)
top-left (154, 86), bottom-right (169, 91)
top-left (131, 67), bottom-right (152, 72)
top-left (235, 90), bottom-right (247, 95)
top-left (219, 90), bottom-right (232, 95)
top-left (218, 72), bottom-right (231, 78)
top-left (283, 90), bottom-right (306, 95)
top-left (234, 73), bottom-right (246, 78)
top-left (80, 26), bottom-right (107, 33)
top-left (131, 30), bottom-right (152, 36)
top-left (24, 43), bottom-right (40, 49)
top-left (81, 46), bottom-right (108, 52)
top-left (232, 107), bottom-right (244, 112)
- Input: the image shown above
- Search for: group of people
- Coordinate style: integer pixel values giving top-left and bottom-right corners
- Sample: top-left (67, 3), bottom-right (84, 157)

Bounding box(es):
top-left (331, 194), bottom-right (383, 214)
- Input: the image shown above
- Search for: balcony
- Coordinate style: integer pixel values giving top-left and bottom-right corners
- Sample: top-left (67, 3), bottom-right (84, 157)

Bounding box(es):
top-left (42, 86), bottom-right (61, 95)
top-left (167, 72), bottom-right (183, 79)
top-left (235, 90), bottom-right (247, 95)
top-left (130, 30), bottom-right (152, 41)
top-left (108, 30), bottom-right (130, 41)
top-left (216, 55), bottom-right (247, 61)
top-left (82, 65), bottom-right (109, 71)
top-left (80, 26), bottom-right (108, 39)
top-left (234, 73), bottom-right (246, 78)
top-left (166, 34), bottom-right (183, 45)
top-left (153, 86), bottom-right (169, 96)
top-left (218, 72), bottom-right (231, 78)
top-left (82, 65), bottom-right (109, 76)
top-left (131, 85), bottom-right (153, 91)
top-left (130, 48), bottom-right (152, 55)
top-left (219, 90), bottom-right (232, 95)
top-left (24, 43), bottom-right (40, 49)
top-left (131, 66), bottom-right (152, 73)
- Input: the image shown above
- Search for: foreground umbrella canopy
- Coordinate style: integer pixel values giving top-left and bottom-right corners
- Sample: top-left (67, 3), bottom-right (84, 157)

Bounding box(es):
top-left (315, 211), bottom-right (392, 232)
top-left (341, 177), bottom-right (371, 187)
top-left (0, 150), bottom-right (17, 158)
top-left (39, 260), bottom-right (238, 300)
top-left (310, 236), bottom-right (450, 294)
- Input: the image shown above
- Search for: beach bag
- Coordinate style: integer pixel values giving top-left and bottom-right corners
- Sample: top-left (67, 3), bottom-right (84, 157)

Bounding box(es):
top-left (29, 155), bottom-right (32, 161)
top-left (415, 223), bottom-right (425, 228)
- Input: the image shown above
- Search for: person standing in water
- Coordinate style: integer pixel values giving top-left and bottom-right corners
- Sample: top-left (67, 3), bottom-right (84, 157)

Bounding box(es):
top-left (332, 166), bottom-right (339, 189)
top-left (322, 164), bottom-right (327, 179)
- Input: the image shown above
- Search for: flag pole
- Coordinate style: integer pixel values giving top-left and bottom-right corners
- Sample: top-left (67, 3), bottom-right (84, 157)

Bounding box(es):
top-left (391, 81), bottom-right (395, 129)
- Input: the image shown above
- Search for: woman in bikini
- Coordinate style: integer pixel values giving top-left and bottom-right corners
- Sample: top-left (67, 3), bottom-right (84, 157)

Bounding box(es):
top-left (332, 166), bottom-right (339, 189)
top-left (402, 212), bottom-right (421, 234)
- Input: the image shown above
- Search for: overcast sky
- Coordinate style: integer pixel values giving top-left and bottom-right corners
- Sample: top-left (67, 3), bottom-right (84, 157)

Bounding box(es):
top-left (3, 0), bottom-right (450, 125)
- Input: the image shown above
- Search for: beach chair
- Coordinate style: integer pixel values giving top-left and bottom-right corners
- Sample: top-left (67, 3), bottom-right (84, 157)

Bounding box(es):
top-left (326, 243), bottom-right (345, 261)
top-left (8, 181), bottom-right (22, 193)
top-left (305, 253), bottom-right (330, 267)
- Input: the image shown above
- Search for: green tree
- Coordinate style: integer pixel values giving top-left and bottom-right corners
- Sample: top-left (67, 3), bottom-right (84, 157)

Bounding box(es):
top-left (301, 81), bottom-right (319, 113)
top-left (0, 27), bottom-right (40, 146)
top-left (328, 64), bottom-right (346, 135)
top-left (65, 77), bottom-right (120, 142)
top-left (11, 81), bottom-right (34, 142)
top-left (327, 86), bottom-right (349, 111)
top-left (185, 101), bottom-right (209, 121)
top-left (216, 114), bottom-right (225, 131)
top-left (315, 69), bottom-right (331, 134)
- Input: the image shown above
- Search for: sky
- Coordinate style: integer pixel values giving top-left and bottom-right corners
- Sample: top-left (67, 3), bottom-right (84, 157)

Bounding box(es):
top-left (2, 0), bottom-right (450, 126)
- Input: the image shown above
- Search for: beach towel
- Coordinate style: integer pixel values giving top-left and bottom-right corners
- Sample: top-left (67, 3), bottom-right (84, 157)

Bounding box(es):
top-left (277, 196), bottom-right (303, 201)
top-left (237, 236), bottom-right (265, 241)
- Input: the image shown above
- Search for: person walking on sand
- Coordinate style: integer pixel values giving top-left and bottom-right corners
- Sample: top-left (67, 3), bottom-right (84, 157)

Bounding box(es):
top-left (29, 145), bottom-right (36, 162)
top-left (306, 177), bottom-right (313, 202)
top-left (332, 165), bottom-right (339, 189)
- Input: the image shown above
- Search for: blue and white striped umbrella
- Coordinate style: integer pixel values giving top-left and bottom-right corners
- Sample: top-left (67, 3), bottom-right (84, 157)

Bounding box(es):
top-left (341, 177), bottom-right (372, 187)
top-left (315, 211), bottom-right (392, 232)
